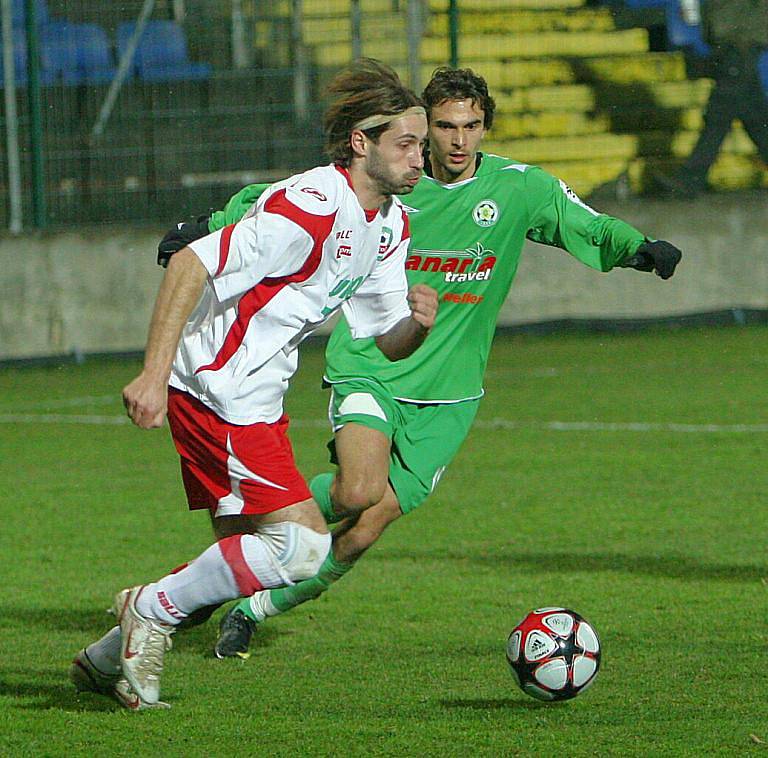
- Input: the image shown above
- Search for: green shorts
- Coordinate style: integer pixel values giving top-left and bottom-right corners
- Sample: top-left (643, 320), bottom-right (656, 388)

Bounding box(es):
top-left (326, 379), bottom-right (480, 514)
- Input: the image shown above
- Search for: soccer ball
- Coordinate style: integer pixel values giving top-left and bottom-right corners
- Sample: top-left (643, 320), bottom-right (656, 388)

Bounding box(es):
top-left (506, 607), bottom-right (601, 701)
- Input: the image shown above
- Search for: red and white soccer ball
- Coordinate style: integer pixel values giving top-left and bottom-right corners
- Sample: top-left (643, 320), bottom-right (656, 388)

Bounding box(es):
top-left (506, 607), bottom-right (601, 701)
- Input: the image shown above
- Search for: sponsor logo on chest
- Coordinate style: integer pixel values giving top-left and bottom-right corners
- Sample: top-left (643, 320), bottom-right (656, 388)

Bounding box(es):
top-left (406, 242), bottom-right (497, 283)
top-left (333, 225), bottom-right (394, 261)
top-left (335, 229), bottom-right (353, 259)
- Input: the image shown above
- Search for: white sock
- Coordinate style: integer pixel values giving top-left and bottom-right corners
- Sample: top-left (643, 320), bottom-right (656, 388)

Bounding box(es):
top-left (248, 591), bottom-right (280, 623)
top-left (85, 626), bottom-right (121, 675)
top-left (136, 533), bottom-right (289, 625)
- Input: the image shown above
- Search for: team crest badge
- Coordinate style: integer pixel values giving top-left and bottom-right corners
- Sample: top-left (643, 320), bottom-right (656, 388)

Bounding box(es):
top-left (378, 226), bottom-right (394, 257)
top-left (473, 199), bottom-right (499, 227)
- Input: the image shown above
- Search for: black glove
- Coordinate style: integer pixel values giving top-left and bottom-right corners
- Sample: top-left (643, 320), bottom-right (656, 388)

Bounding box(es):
top-left (622, 240), bottom-right (682, 280)
top-left (157, 214), bottom-right (211, 267)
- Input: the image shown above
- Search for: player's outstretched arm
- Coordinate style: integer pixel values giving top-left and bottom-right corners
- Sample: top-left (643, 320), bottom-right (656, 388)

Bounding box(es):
top-left (156, 184), bottom-right (271, 267)
top-left (123, 249), bottom-right (208, 429)
top-left (619, 240), bottom-right (682, 280)
top-left (525, 168), bottom-right (682, 278)
top-left (157, 216), bottom-right (211, 268)
top-left (374, 284), bottom-right (438, 361)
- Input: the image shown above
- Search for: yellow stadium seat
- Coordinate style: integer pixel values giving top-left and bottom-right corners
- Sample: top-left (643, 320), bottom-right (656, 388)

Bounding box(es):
top-left (429, 8), bottom-right (616, 36)
top-left (421, 29), bottom-right (649, 62)
top-left (579, 54), bottom-right (688, 85)
top-left (642, 79), bottom-right (713, 108)
top-left (672, 126), bottom-right (763, 158)
top-left (539, 159), bottom-right (632, 196)
top-left (493, 111), bottom-right (611, 139)
top-left (484, 133), bottom-right (638, 163)
top-left (428, 0), bottom-right (585, 10)
top-left (257, 0), bottom-right (760, 194)
top-left (301, 16), bottom-right (407, 45)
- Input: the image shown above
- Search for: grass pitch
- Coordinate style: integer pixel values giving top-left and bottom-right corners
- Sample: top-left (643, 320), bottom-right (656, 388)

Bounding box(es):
top-left (1, 326), bottom-right (766, 756)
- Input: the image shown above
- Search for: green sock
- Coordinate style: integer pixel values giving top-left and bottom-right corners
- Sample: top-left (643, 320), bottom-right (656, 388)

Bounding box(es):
top-left (233, 595), bottom-right (255, 620)
top-left (271, 550), bottom-right (354, 613)
top-left (310, 472), bottom-right (342, 524)
top-left (234, 550), bottom-right (354, 622)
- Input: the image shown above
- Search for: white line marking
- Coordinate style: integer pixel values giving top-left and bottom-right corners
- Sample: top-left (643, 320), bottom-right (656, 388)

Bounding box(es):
top-left (477, 418), bottom-right (768, 433)
top-left (1, 414), bottom-right (767, 433)
top-left (2, 395), bottom-right (117, 411)
top-left (0, 413), bottom-right (130, 425)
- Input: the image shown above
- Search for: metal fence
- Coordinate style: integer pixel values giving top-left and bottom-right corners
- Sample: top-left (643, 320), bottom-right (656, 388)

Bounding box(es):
top-left (1, 0), bottom-right (331, 230)
top-left (1, 0), bottom-right (766, 232)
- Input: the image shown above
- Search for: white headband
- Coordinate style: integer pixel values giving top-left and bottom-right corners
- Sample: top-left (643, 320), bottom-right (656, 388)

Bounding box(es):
top-left (352, 106), bottom-right (426, 132)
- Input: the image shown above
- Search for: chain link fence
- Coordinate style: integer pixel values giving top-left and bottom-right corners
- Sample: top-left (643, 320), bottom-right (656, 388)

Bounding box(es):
top-left (1, 0), bottom-right (327, 229)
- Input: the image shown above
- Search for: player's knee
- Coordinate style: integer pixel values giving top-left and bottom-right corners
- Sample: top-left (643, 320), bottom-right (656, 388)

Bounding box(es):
top-left (259, 522), bottom-right (331, 582)
top-left (334, 476), bottom-right (386, 514)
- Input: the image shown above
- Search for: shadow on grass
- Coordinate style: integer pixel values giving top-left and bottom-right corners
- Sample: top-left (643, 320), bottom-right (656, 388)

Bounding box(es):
top-left (0, 608), bottom-right (120, 635)
top-left (440, 697), bottom-right (545, 711)
top-left (374, 550), bottom-right (765, 583)
top-left (0, 620), bottom-right (284, 713)
top-left (171, 619), bottom-right (282, 658)
top-left (0, 670), bottom-right (119, 713)
top-left (0, 605), bottom-right (281, 654)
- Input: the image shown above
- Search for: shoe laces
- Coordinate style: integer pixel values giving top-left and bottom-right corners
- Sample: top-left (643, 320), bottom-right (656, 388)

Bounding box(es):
top-left (136, 621), bottom-right (173, 679)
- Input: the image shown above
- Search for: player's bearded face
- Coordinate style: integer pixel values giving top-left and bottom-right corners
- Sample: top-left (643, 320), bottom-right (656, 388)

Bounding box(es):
top-left (365, 113), bottom-right (426, 196)
top-left (427, 98), bottom-right (486, 184)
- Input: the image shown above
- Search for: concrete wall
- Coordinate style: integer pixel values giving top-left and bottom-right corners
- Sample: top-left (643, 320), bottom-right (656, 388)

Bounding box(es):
top-left (1, 225), bottom-right (164, 360)
top-left (1, 193), bottom-right (767, 360)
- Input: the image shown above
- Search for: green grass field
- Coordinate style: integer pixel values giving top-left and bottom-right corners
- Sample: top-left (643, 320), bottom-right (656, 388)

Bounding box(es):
top-left (1, 326), bottom-right (766, 756)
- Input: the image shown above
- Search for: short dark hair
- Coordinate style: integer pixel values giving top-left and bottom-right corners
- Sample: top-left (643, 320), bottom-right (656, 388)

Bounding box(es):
top-left (422, 67), bottom-right (496, 129)
top-left (323, 58), bottom-right (424, 166)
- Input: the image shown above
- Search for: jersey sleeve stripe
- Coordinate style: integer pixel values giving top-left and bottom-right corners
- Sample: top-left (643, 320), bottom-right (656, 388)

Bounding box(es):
top-left (194, 197), bottom-right (337, 376)
top-left (265, 187), bottom-right (336, 235)
top-left (215, 223), bottom-right (237, 276)
top-left (400, 206), bottom-right (410, 241)
top-left (334, 164), bottom-right (355, 190)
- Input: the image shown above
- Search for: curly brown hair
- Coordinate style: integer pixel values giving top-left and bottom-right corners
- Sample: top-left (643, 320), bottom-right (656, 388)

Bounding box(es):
top-left (323, 58), bottom-right (424, 166)
top-left (422, 67), bottom-right (496, 129)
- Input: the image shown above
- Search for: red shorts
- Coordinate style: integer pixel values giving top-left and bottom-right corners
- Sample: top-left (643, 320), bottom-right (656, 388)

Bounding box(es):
top-left (167, 388), bottom-right (311, 516)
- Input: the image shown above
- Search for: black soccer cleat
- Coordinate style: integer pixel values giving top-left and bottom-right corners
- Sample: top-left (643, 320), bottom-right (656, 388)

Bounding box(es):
top-left (214, 608), bottom-right (257, 660)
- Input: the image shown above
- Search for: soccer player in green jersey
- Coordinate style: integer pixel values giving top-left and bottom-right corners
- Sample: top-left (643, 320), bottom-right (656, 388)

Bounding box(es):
top-left (158, 67), bottom-right (682, 659)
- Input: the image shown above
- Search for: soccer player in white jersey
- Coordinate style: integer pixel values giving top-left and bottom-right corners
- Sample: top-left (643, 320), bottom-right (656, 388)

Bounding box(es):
top-left (69, 59), bottom-right (437, 709)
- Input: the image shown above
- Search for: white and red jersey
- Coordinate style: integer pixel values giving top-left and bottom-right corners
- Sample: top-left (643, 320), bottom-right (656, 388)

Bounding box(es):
top-left (170, 164), bottom-right (412, 424)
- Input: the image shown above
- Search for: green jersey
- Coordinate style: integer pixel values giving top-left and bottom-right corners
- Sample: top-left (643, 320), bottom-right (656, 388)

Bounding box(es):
top-left (209, 155), bottom-right (645, 403)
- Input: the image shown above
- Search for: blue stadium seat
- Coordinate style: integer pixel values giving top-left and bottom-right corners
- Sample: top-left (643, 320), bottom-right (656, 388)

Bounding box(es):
top-left (11, 0), bottom-right (49, 26)
top-left (76, 23), bottom-right (116, 84)
top-left (666, 1), bottom-right (711, 56)
top-left (38, 21), bottom-right (116, 86)
top-left (759, 50), bottom-right (768, 94)
top-left (117, 20), bottom-right (211, 82)
top-left (39, 20), bottom-right (81, 84)
top-left (0, 38), bottom-right (28, 86)
top-left (624, 0), bottom-right (668, 7)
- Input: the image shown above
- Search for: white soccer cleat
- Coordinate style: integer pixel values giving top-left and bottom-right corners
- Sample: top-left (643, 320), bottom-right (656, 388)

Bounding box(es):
top-left (113, 586), bottom-right (174, 705)
top-left (70, 648), bottom-right (170, 710)
top-left (113, 678), bottom-right (171, 711)
top-left (69, 648), bottom-right (120, 695)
